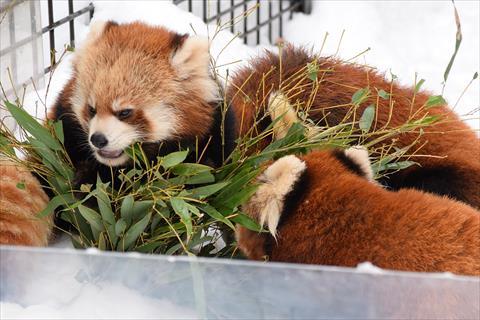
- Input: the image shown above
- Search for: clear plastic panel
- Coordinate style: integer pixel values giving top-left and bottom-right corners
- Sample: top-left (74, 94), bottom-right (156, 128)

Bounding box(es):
top-left (0, 246), bottom-right (478, 319)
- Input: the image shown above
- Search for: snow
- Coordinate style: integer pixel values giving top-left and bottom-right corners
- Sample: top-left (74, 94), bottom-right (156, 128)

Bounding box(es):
top-left (285, 0), bottom-right (479, 130)
top-left (355, 261), bottom-right (384, 274)
top-left (1, 284), bottom-right (196, 319)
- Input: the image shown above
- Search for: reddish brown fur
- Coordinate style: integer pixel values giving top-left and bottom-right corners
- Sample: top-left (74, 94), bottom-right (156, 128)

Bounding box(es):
top-left (68, 21), bottom-right (216, 139)
top-left (0, 159), bottom-right (53, 246)
top-left (228, 46), bottom-right (480, 208)
top-left (237, 150), bottom-right (480, 276)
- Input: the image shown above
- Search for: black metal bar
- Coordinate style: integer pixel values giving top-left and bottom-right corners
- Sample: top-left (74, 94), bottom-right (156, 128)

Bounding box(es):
top-left (47, 0), bottom-right (55, 65)
top-left (202, 0), bottom-right (207, 22)
top-left (68, 0), bottom-right (75, 47)
top-left (256, 0), bottom-right (260, 45)
top-left (268, 0), bottom-right (272, 44)
top-left (230, 0), bottom-right (234, 33)
top-left (279, 0), bottom-right (283, 38)
top-left (243, 1), bottom-right (248, 44)
top-left (89, 4), bottom-right (94, 20)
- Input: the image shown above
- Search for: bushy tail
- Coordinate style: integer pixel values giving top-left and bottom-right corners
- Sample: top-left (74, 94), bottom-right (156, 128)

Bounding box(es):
top-left (0, 159), bottom-right (52, 246)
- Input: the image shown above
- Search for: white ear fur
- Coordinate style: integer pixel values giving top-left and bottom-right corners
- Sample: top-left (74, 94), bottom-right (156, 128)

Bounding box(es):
top-left (243, 155), bottom-right (306, 238)
top-left (86, 21), bottom-right (109, 42)
top-left (73, 21), bottom-right (110, 66)
top-left (344, 146), bottom-right (375, 182)
top-left (171, 36), bottom-right (210, 79)
top-left (268, 92), bottom-right (300, 139)
top-left (268, 91), bottom-right (320, 140)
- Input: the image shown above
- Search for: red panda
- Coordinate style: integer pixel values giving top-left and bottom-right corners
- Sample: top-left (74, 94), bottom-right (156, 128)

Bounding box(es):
top-left (50, 21), bottom-right (236, 188)
top-left (227, 46), bottom-right (480, 208)
top-left (236, 148), bottom-right (480, 276)
top-left (0, 21), bottom-right (238, 246)
top-left (236, 94), bottom-right (480, 275)
top-left (0, 159), bottom-right (52, 246)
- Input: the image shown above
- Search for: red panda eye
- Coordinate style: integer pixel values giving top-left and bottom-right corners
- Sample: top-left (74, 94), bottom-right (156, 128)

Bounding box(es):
top-left (88, 105), bottom-right (96, 117)
top-left (117, 109), bottom-right (133, 120)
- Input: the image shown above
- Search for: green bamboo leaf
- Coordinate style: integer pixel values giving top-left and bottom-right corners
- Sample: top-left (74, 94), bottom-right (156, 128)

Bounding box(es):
top-left (189, 181), bottom-right (230, 199)
top-left (52, 120), bottom-right (65, 144)
top-left (161, 150), bottom-right (189, 169)
top-left (412, 115), bottom-right (441, 126)
top-left (96, 185), bottom-right (115, 225)
top-left (5, 101), bottom-right (62, 150)
top-left (171, 198), bottom-right (192, 238)
top-left (30, 138), bottom-right (72, 179)
top-left (115, 219), bottom-right (127, 236)
top-left (231, 213), bottom-right (262, 232)
top-left (220, 185), bottom-right (259, 210)
top-left (380, 160), bottom-right (417, 171)
top-left (359, 104), bottom-right (376, 133)
top-left (199, 204), bottom-right (235, 230)
top-left (78, 204), bottom-right (104, 232)
top-left (165, 242), bottom-right (183, 255)
top-left (443, 2), bottom-right (462, 83)
top-left (351, 88), bottom-right (370, 105)
top-left (37, 193), bottom-right (76, 218)
top-left (306, 61), bottom-right (318, 81)
top-left (121, 212), bottom-right (151, 250)
top-left (171, 163), bottom-right (212, 176)
top-left (98, 232), bottom-right (107, 250)
top-left (0, 134), bottom-right (15, 156)
top-left (132, 200), bottom-right (154, 222)
top-left (377, 89), bottom-right (390, 100)
top-left (425, 95), bottom-right (446, 108)
top-left (184, 171), bottom-right (215, 184)
top-left (120, 195), bottom-right (134, 222)
top-left (213, 169), bottom-right (260, 206)
top-left (414, 79), bottom-right (425, 93)
top-left (136, 241), bottom-right (164, 253)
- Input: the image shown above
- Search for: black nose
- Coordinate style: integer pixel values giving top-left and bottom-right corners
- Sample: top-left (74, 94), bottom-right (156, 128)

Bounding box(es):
top-left (90, 133), bottom-right (108, 148)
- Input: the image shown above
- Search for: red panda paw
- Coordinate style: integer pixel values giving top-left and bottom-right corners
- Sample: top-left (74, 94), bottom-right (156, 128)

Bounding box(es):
top-left (243, 155), bottom-right (306, 237)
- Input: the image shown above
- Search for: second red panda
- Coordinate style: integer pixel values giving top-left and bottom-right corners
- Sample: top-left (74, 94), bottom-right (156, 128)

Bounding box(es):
top-left (236, 94), bottom-right (480, 276)
top-left (228, 46), bottom-right (480, 208)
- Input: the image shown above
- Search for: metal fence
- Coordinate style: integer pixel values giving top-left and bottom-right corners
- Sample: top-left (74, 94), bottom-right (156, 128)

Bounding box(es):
top-left (0, 0), bottom-right (311, 99)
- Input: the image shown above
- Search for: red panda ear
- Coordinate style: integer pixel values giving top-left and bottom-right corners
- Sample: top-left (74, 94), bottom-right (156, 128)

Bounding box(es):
top-left (343, 146), bottom-right (375, 181)
top-left (171, 36), bottom-right (211, 80)
top-left (84, 20), bottom-right (117, 44)
top-left (73, 21), bottom-right (117, 68)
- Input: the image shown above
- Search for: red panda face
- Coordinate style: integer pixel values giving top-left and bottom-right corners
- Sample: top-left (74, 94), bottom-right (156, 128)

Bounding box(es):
top-left (69, 21), bottom-right (218, 166)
